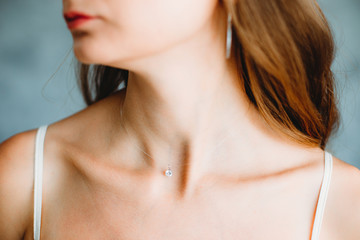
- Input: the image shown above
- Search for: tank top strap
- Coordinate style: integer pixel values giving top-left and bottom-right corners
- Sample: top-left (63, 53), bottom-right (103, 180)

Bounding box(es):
top-left (33, 125), bottom-right (48, 240)
top-left (310, 150), bottom-right (333, 240)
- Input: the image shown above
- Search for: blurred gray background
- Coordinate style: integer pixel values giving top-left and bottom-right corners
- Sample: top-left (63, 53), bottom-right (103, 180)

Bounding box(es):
top-left (0, 0), bottom-right (359, 168)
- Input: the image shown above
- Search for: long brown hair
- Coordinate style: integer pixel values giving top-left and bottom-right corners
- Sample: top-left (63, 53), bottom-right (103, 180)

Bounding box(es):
top-left (75, 0), bottom-right (340, 150)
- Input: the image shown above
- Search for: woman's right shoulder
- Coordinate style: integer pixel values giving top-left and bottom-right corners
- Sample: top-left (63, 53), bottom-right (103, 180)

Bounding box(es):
top-left (0, 128), bottom-right (38, 239)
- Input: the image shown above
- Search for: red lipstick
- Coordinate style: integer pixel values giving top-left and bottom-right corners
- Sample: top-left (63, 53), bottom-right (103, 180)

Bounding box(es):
top-left (63, 11), bottom-right (96, 29)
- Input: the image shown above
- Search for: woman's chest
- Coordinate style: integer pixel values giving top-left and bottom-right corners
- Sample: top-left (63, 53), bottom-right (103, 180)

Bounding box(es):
top-left (28, 174), bottom-right (330, 240)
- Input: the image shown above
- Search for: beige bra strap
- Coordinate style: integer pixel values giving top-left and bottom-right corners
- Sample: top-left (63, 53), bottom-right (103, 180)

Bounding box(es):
top-left (311, 150), bottom-right (333, 240)
top-left (33, 125), bottom-right (48, 240)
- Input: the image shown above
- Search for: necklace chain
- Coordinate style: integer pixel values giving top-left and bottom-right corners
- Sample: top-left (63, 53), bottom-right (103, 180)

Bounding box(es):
top-left (119, 105), bottom-right (239, 177)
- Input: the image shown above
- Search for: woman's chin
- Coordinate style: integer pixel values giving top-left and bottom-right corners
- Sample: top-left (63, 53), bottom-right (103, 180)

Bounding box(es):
top-left (73, 47), bottom-right (108, 65)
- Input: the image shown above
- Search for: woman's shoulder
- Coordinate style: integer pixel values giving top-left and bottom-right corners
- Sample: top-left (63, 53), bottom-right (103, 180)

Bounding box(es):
top-left (0, 91), bottom-right (124, 238)
top-left (0, 123), bottom-right (88, 239)
top-left (0, 128), bottom-right (39, 239)
top-left (323, 154), bottom-right (360, 239)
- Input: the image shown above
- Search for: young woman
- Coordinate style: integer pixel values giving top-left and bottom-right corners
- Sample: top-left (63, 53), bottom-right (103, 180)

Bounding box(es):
top-left (1, 0), bottom-right (359, 239)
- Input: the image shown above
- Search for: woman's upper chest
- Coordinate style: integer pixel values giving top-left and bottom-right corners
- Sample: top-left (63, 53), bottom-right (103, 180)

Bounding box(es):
top-left (33, 160), bottom-right (334, 240)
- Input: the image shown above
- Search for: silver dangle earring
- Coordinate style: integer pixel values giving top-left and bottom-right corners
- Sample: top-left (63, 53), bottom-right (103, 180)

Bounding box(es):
top-left (226, 12), bottom-right (232, 59)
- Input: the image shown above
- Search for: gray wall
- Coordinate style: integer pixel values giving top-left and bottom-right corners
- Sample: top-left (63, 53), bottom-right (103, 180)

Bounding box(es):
top-left (319, 0), bottom-right (360, 169)
top-left (0, 0), bottom-right (359, 168)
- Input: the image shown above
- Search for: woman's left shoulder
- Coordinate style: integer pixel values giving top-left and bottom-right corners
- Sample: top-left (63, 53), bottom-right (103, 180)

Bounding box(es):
top-left (325, 154), bottom-right (360, 239)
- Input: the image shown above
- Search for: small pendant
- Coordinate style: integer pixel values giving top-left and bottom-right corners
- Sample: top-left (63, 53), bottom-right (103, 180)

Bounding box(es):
top-left (165, 167), bottom-right (173, 177)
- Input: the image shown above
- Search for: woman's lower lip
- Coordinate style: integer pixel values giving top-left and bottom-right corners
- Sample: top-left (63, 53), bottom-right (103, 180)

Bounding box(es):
top-left (66, 17), bottom-right (94, 30)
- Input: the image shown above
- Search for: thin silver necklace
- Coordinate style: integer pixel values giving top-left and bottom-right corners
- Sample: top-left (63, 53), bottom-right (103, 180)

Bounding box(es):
top-left (119, 106), bottom-right (239, 177)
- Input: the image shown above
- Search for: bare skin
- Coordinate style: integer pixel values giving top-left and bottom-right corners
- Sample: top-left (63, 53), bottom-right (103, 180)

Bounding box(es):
top-left (0, 88), bottom-right (359, 240)
top-left (1, 0), bottom-right (360, 239)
